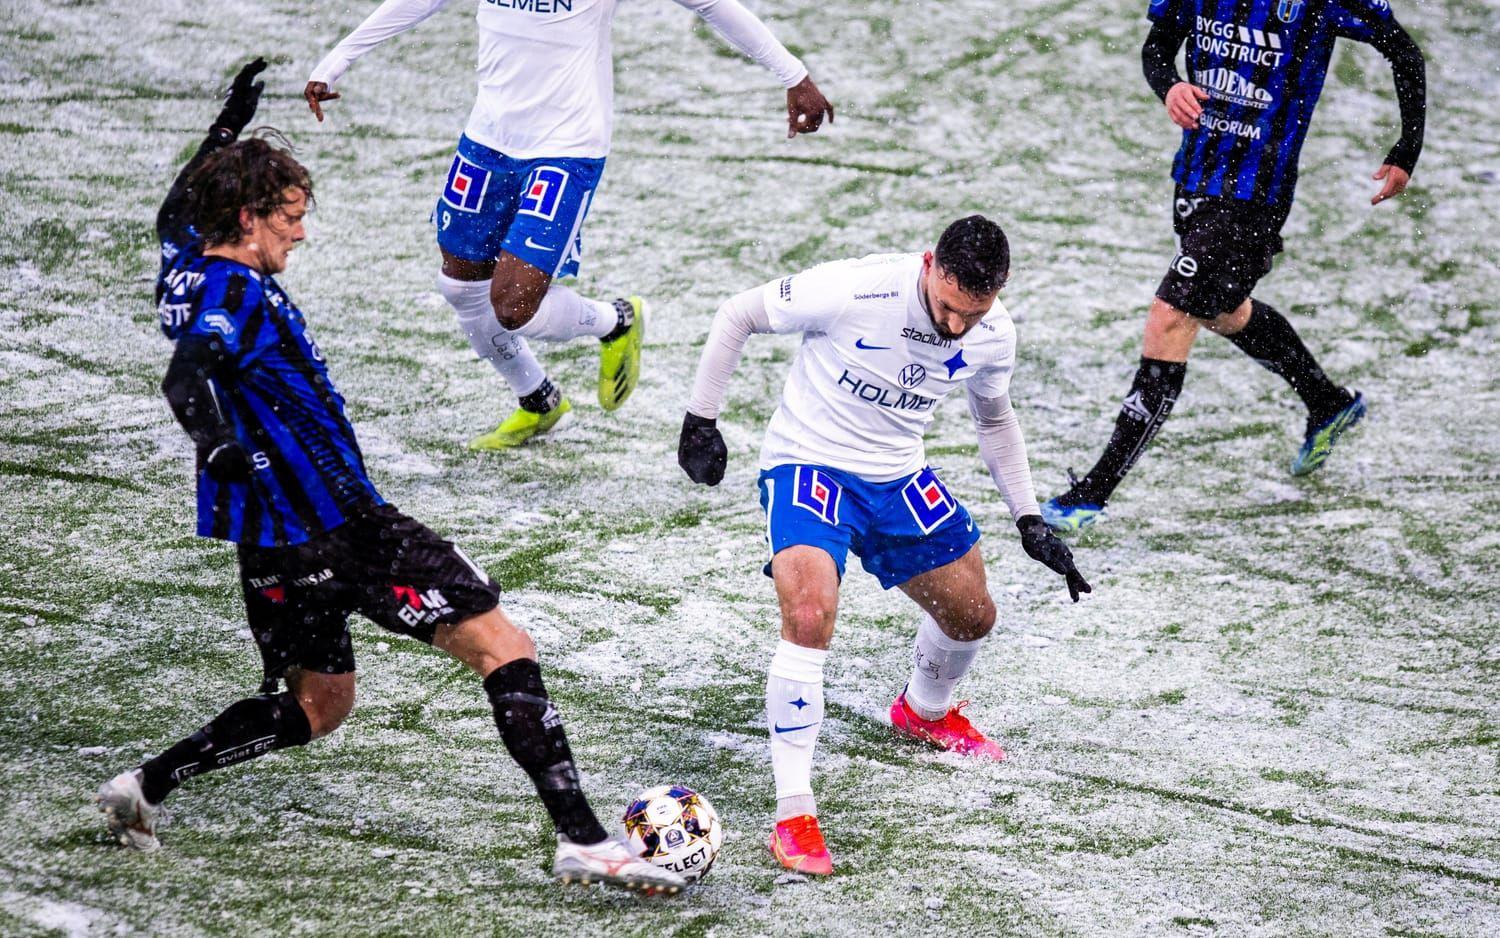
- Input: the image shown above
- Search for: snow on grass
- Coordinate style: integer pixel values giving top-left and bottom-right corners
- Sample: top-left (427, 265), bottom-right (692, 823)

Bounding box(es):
top-left (2, 0), bottom-right (1497, 935)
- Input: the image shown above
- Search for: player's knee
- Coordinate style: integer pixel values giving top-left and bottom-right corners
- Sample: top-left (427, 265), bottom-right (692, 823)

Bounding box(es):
top-left (938, 594), bottom-right (996, 642)
top-left (782, 602), bottom-right (836, 649)
top-left (296, 677), bottom-right (355, 740)
top-left (491, 284), bottom-right (541, 331)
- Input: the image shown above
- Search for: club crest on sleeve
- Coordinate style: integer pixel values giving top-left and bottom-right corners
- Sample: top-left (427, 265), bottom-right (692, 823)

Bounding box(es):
top-left (518, 165), bottom-right (570, 221)
top-left (902, 468), bottom-right (957, 533)
top-left (793, 467), bottom-right (842, 525)
top-left (1276, 0), bottom-right (1304, 23)
top-left (443, 155), bottom-right (490, 213)
top-left (200, 312), bottom-right (236, 338)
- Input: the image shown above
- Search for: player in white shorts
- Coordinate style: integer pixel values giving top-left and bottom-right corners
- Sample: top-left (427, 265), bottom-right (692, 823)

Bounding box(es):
top-left (677, 216), bottom-right (1092, 875)
top-left (305, 0), bottom-right (833, 449)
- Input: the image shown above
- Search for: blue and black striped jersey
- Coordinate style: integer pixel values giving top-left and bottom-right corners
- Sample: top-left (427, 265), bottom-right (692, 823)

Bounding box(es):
top-left (157, 241), bottom-right (383, 547)
top-left (1148, 0), bottom-right (1397, 206)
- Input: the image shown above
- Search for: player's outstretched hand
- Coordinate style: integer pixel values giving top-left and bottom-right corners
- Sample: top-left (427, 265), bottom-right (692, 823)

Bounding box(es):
top-left (1017, 515), bottom-right (1092, 603)
top-left (202, 439), bottom-right (253, 484)
top-left (1165, 81), bottom-right (1208, 130)
top-left (786, 76), bottom-right (833, 139)
top-left (1371, 164), bottom-right (1410, 205)
top-left (678, 413), bottom-right (727, 486)
top-left (214, 57), bottom-right (267, 138)
top-left (304, 81), bottom-right (341, 122)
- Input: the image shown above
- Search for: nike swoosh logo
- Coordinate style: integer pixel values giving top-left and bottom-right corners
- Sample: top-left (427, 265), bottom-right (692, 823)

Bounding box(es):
top-left (522, 237), bottom-right (556, 252)
top-left (773, 721), bottom-right (820, 734)
top-left (854, 338), bottom-right (891, 350)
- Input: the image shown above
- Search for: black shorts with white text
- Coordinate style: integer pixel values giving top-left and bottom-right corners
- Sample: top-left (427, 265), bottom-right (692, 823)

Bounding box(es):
top-left (237, 504), bottom-right (500, 685)
top-left (1156, 187), bottom-right (1289, 320)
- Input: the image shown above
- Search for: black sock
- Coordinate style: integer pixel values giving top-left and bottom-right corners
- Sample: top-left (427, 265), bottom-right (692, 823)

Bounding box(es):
top-left (518, 377), bottom-right (561, 415)
top-left (484, 659), bottom-right (608, 845)
top-left (1067, 357), bottom-right (1187, 507)
top-left (599, 298), bottom-right (633, 343)
top-left (1224, 300), bottom-right (1352, 424)
top-left (137, 691), bottom-right (313, 804)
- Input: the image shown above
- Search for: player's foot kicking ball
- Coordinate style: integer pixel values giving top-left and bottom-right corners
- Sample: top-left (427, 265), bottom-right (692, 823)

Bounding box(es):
top-left (96, 770), bottom-right (163, 852)
top-left (769, 814), bottom-right (834, 876)
top-left (598, 297), bottom-right (645, 411)
top-left (468, 397), bottom-right (574, 450)
top-left (553, 835), bottom-right (685, 894)
top-left (1290, 391), bottom-right (1366, 477)
top-left (889, 692), bottom-right (1006, 761)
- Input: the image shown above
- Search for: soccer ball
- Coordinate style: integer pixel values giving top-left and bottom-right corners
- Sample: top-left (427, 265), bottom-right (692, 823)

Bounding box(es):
top-left (622, 785), bottom-right (724, 884)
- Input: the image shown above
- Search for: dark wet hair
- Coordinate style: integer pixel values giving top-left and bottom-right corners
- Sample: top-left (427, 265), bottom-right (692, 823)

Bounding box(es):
top-left (934, 215), bottom-right (1010, 296)
top-left (187, 131), bottom-right (313, 246)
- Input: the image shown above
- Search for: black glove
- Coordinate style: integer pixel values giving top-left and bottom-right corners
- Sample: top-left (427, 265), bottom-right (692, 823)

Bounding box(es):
top-left (678, 412), bottom-right (727, 486)
top-left (201, 437), bottom-right (252, 484)
top-left (212, 57), bottom-right (267, 138)
top-left (1017, 514), bottom-right (1091, 602)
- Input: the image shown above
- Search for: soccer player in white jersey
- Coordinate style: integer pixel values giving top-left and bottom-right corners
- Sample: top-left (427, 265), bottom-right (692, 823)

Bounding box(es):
top-left (304, 0), bottom-right (832, 449)
top-left (677, 217), bottom-right (1091, 875)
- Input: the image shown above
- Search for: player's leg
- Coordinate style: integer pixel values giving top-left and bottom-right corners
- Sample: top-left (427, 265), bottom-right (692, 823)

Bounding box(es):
top-left (888, 544), bottom-right (1006, 758)
top-left (352, 506), bottom-right (681, 892)
top-left (757, 465), bottom-right (857, 875)
top-left (492, 158), bottom-right (643, 411)
top-left (97, 547), bottom-right (354, 850)
top-left (1207, 297), bottom-right (1364, 475)
top-left (1041, 194), bottom-right (1257, 531)
top-left (856, 469), bottom-right (1004, 758)
top-left (766, 545), bottom-right (840, 875)
top-left (435, 140), bottom-right (567, 449)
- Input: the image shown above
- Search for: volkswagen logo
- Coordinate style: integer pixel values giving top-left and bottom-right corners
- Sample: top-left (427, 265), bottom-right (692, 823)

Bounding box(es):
top-left (899, 363), bottom-right (927, 389)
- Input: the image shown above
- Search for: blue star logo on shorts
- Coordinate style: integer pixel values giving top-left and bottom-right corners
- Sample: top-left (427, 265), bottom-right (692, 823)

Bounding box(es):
top-left (943, 349), bottom-right (967, 378)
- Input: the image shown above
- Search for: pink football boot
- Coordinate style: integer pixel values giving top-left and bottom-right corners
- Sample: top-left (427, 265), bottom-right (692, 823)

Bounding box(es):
top-left (889, 691), bottom-right (1006, 761)
top-left (769, 814), bottom-right (834, 876)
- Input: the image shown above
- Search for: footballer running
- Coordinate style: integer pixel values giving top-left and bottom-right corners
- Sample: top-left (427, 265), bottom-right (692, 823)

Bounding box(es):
top-left (1041, 0), bottom-right (1426, 532)
top-left (304, 0), bottom-right (834, 449)
top-left (678, 217), bottom-right (1091, 875)
top-left (96, 61), bottom-right (684, 894)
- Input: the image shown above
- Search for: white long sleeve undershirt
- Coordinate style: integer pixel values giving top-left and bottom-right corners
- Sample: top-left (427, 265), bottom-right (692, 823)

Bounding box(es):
top-left (968, 389), bottom-right (1041, 522)
top-left (687, 286), bottom-right (773, 420)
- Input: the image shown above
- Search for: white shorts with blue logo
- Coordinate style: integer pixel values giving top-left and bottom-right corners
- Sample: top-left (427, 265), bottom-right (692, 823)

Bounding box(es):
top-left (757, 464), bottom-right (981, 590)
top-left (434, 135), bottom-right (606, 278)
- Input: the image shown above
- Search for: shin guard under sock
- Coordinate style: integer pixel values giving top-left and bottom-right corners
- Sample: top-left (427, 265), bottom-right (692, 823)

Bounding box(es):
top-left (484, 659), bottom-right (608, 845)
top-left (1071, 357), bottom-right (1186, 506)
top-left (1224, 300), bottom-right (1351, 424)
top-left (137, 691), bottom-right (313, 804)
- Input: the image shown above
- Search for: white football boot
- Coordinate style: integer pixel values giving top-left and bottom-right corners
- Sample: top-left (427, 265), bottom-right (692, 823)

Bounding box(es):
top-left (96, 769), bottom-right (164, 852)
top-left (553, 835), bottom-right (684, 894)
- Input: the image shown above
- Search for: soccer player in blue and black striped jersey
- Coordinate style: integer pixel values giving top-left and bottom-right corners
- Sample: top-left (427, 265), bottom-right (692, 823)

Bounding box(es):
top-left (1042, 0), bottom-right (1426, 532)
top-left (97, 59), bottom-right (682, 893)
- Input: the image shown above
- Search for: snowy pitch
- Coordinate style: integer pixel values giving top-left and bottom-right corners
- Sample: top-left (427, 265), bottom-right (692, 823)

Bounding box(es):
top-left (0, 1), bottom-right (1495, 934)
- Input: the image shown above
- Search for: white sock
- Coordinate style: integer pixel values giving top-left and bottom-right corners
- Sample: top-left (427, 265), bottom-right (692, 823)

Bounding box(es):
top-left (439, 274), bottom-right (547, 398)
top-left (767, 639), bottom-right (826, 821)
top-left (512, 284), bottom-right (617, 342)
top-left (905, 615), bottom-right (984, 721)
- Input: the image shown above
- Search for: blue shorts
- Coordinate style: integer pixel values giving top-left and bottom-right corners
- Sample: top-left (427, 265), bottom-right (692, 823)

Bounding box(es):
top-left (757, 464), bottom-right (981, 590)
top-left (433, 135), bottom-right (605, 278)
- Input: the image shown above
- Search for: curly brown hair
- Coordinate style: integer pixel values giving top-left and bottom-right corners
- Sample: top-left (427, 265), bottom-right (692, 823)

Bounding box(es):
top-left (186, 132), bottom-right (313, 246)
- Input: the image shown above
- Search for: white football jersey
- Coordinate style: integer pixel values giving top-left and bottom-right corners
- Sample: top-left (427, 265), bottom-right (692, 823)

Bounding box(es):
top-left (759, 253), bottom-right (1017, 482)
top-left (310, 0), bottom-right (806, 161)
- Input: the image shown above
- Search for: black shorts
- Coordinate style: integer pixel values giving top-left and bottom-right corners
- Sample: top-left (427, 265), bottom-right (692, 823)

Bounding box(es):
top-left (237, 504), bottom-right (501, 684)
top-left (1155, 187), bottom-right (1288, 320)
